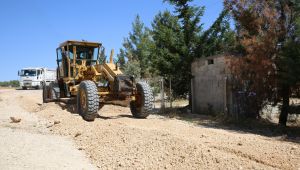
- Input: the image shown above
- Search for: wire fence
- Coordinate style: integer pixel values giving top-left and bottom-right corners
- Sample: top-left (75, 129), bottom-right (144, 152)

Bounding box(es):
top-left (143, 76), bottom-right (189, 113)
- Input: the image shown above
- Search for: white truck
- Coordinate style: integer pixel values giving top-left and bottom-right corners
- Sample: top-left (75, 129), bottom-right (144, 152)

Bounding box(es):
top-left (18, 67), bottom-right (56, 90)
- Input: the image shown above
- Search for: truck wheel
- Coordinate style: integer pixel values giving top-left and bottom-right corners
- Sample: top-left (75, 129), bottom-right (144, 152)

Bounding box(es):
top-left (43, 83), bottom-right (60, 103)
top-left (22, 87), bottom-right (27, 90)
top-left (77, 81), bottom-right (99, 121)
top-left (130, 82), bottom-right (154, 118)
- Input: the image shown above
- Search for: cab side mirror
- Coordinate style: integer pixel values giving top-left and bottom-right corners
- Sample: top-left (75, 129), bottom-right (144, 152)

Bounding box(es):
top-left (18, 71), bottom-right (20, 76)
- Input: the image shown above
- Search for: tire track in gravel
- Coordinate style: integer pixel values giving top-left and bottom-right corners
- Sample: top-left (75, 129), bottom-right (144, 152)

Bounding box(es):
top-left (209, 145), bottom-right (278, 168)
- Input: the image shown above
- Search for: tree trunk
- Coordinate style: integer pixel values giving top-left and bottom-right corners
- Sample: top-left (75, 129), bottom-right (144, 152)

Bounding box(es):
top-left (279, 85), bottom-right (290, 126)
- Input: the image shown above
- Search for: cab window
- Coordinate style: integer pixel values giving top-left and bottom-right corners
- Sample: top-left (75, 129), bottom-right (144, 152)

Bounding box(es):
top-left (57, 48), bottom-right (62, 61)
top-left (68, 46), bottom-right (74, 59)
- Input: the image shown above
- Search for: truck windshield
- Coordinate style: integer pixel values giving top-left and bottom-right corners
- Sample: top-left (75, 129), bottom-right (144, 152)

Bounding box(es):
top-left (21, 69), bottom-right (36, 76)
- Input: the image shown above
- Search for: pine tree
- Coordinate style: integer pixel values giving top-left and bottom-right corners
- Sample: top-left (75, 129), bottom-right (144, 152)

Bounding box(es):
top-left (277, 0), bottom-right (300, 126)
top-left (199, 9), bottom-right (236, 57)
top-left (153, 0), bottom-right (204, 99)
top-left (98, 47), bottom-right (106, 64)
top-left (151, 1), bottom-right (235, 98)
top-left (151, 11), bottom-right (183, 77)
top-left (116, 49), bottom-right (126, 70)
top-left (120, 15), bottom-right (153, 78)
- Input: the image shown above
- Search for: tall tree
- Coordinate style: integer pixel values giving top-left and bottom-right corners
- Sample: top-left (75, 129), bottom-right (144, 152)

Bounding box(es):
top-left (120, 15), bottom-right (153, 78)
top-left (154, 0), bottom-right (204, 100)
top-left (151, 11), bottom-right (185, 95)
top-left (276, 0), bottom-right (300, 126)
top-left (151, 11), bottom-right (183, 75)
top-left (151, 1), bottom-right (234, 98)
top-left (116, 49), bottom-right (126, 70)
top-left (225, 0), bottom-right (300, 125)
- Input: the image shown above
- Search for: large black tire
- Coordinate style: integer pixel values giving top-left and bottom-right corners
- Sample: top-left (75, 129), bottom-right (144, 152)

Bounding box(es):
top-left (43, 82), bottom-right (60, 103)
top-left (130, 82), bottom-right (154, 118)
top-left (43, 85), bottom-right (50, 103)
top-left (77, 81), bottom-right (99, 121)
top-left (22, 86), bottom-right (27, 90)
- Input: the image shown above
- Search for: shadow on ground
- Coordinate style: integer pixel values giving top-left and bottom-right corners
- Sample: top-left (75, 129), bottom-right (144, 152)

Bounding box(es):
top-left (56, 98), bottom-right (78, 114)
top-left (98, 115), bottom-right (133, 120)
top-left (153, 107), bottom-right (300, 144)
top-left (55, 98), bottom-right (133, 120)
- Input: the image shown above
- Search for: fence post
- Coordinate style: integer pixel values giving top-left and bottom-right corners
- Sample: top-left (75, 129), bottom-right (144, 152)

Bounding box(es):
top-left (161, 77), bottom-right (165, 113)
top-left (224, 76), bottom-right (228, 115)
top-left (169, 76), bottom-right (172, 108)
top-left (153, 91), bottom-right (155, 109)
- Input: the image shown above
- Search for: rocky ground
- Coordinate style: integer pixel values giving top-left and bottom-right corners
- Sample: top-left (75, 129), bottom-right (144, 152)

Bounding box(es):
top-left (0, 89), bottom-right (299, 170)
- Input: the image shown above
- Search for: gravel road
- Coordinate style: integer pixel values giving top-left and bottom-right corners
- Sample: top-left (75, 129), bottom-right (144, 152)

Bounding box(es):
top-left (0, 89), bottom-right (299, 170)
top-left (0, 89), bottom-right (95, 170)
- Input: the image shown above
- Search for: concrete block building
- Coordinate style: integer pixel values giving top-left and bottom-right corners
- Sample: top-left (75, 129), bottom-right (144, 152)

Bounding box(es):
top-left (191, 54), bottom-right (235, 115)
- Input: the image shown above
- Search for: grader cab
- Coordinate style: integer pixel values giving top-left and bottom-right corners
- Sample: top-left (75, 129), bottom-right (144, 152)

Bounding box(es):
top-left (43, 40), bottom-right (153, 121)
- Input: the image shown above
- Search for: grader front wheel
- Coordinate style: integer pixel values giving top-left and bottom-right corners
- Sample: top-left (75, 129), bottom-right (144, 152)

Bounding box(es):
top-left (77, 81), bottom-right (99, 121)
top-left (130, 82), bottom-right (154, 118)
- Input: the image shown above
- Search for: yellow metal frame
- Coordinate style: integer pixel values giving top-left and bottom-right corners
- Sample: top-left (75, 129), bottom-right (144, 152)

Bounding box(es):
top-left (57, 40), bottom-right (126, 98)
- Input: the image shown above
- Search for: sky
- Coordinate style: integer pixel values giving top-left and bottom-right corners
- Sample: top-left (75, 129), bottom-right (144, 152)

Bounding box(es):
top-left (0, 0), bottom-right (223, 81)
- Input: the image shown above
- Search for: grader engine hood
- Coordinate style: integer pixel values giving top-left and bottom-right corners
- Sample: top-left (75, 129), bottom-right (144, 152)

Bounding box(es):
top-left (74, 48), bottom-right (123, 83)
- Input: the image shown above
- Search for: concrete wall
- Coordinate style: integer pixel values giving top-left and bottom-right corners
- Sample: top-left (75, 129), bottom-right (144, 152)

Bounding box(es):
top-left (191, 55), bottom-right (232, 115)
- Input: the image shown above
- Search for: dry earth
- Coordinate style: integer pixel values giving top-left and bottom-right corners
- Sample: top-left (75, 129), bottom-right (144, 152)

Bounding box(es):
top-left (0, 89), bottom-right (95, 170)
top-left (0, 89), bottom-right (299, 170)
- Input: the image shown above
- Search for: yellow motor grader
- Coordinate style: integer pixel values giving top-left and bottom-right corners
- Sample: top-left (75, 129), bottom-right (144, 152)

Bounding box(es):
top-left (43, 40), bottom-right (153, 121)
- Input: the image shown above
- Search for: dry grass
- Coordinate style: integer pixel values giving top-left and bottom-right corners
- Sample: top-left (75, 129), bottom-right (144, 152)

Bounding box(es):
top-left (0, 86), bottom-right (16, 89)
top-left (154, 99), bottom-right (188, 109)
top-left (154, 107), bottom-right (300, 144)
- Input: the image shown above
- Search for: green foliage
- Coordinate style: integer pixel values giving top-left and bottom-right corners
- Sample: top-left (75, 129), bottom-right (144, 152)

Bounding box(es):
top-left (150, 1), bottom-right (205, 96)
top-left (116, 49), bottom-right (126, 70)
top-left (151, 11), bottom-right (183, 76)
top-left (98, 47), bottom-right (106, 64)
top-left (199, 9), bottom-right (236, 57)
top-left (123, 60), bottom-right (141, 79)
top-left (0, 80), bottom-right (19, 87)
top-left (278, 40), bottom-right (300, 87)
top-left (118, 1), bottom-right (237, 97)
top-left (120, 15), bottom-right (154, 78)
top-left (165, 0), bottom-right (205, 50)
top-left (277, 0), bottom-right (300, 87)
top-left (296, 15), bottom-right (300, 36)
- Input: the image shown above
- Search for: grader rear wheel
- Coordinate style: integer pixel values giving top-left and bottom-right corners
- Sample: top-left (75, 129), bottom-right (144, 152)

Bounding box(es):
top-left (77, 80), bottom-right (99, 121)
top-left (42, 85), bottom-right (50, 103)
top-left (130, 82), bottom-right (153, 118)
top-left (43, 83), bottom-right (59, 103)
